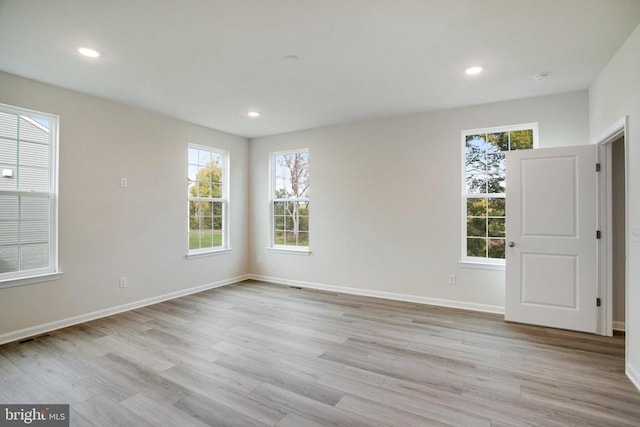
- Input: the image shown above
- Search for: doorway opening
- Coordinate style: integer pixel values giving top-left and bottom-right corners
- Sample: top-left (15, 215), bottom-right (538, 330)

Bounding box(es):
top-left (597, 119), bottom-right (627, 337)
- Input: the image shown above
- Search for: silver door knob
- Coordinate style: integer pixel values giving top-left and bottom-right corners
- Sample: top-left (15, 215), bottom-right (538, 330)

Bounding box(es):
top-left (508, 241), bottom-right (515, 247)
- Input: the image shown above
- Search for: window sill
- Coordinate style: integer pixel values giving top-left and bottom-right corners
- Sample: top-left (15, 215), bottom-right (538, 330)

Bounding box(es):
top-left (186, 248), bottom-right (232, 260)
top-left (458, 261), bottom-right (505, 271)
top-left (267, 247), bottom-right (311, 256)
top-left (0, 271), bottom-right (63, 289)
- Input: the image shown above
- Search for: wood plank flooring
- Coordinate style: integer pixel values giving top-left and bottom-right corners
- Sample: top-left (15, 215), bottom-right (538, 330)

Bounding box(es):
top-left (1, 280), bottom-right (639, 426)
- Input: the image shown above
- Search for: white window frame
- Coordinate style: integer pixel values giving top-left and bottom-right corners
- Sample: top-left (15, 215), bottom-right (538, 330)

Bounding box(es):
top-left (460, 123), bottom-right (538, 268)
top-left (0, 103), bottom-right (61, 288)
top-left (187, 144), bottom-right (230, 258)
top-left (269, 148), bottom-right (310, 254)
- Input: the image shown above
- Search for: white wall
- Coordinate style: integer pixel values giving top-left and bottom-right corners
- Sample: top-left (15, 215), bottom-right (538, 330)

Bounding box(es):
top-left (589, 23), bottom-right (640, 388)
top-left (249, 91), bottom-right (589, 311)
top-left (612, 138), bottom-right (626, 327)
top-left (0, 72), bottom-right (249, 340)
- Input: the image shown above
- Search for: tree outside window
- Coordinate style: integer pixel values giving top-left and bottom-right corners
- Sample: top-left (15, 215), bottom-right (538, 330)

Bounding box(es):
top-left (188, 146), bottom-right (227, 252)
top-left (272, 150), bottom-right (309, 248)
top-left (463, 126), bottom-right (536, 261)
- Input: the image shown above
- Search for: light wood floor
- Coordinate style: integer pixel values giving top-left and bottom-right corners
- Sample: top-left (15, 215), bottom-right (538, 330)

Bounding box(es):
top-left (1, 280), bottom-right (639, 426)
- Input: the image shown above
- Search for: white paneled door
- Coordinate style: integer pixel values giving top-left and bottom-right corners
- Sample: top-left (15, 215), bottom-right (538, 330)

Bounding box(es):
top-left (505, 145), bottom-right (598, 333)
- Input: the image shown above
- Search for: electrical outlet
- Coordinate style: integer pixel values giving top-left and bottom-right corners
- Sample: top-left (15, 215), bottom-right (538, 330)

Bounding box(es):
top-left (256, 256), bottom-right (262, 264)
top-left (120, 177), bottom-right (128, 188)
top-left (119, 277), bottom-right (128, 288)
top-left (448, 274), bottom-right (456, 285)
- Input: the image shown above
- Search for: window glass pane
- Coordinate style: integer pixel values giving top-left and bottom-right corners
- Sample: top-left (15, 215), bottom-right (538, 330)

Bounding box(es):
top-left (198, 149), bottom-right (211, 166)
top-left (284, 231), bottom-right (298, 245)
top-left (299, 201), bottom-right (309, 215)
top-left (189, 227), bottom-right (200, 250)
top-left (466, 198), bottom-right (487, 217)
top-left (466, 173), bottom-right (487, 194)
top-left (20, 243), bottom-right (48, 270)
top-left (467, 218), bottom-right (486, 237)
top-left (274, 152), bottom-right (309, 198)
top-left (486, 152), bottom-right (505, 193)
top-left (0, 112), bottom-right (18, 139)
top-left (298, 215), bottom-right (309, 232)
top-left (213, 202), bottom-right (222, 216)
top-left (297, 232), bottom-right (309, 247)
top-left (467, 238), bottom-right (486, 257)
top-left (0, 245), bottom-right (18, 274)
top-left (0, 170), bottom-right (17, 191)
top-left (211, 153), bottom-right (223, 168)
top-left (0, 138), bottom-right (17, 164)
top-left (487, 198), bottom-right (505, 216)
top-left (488, 218), bottom-right (505, 238)
top-left (509, 130), bottom-right (533, 150)
top-left (18, 166), bottom-right (49, 192)
top-left (188, 165), bottom-right (198, 182)
top-left (487, 132), bottom-right (509, 151)
top-left (0, 195), bottom-right (19, 219)
top-left (21, 196), bottom-right (49, 220)
top-left (188, 148), bottom-right (199, 165)
top-left (274, 215), bottom-right (285, 230)
top-left (274, 231), bottom-right (285, 245)
top-left (20, 221), bottom-right (48, 244)
top-left (0, 222), bottom-right (18, 245)
top-left (274, 201), bottom-right (285, 215)
top-left (19, 141), bottom-right (48, 168)
top-left (488, 239), bottom-right (505, 259)
top-left (213, 216), bottom-right (222, 231)
top-left (211, 182), bottom-right (222, 198)
top-left (19, 117), bottom-right (49, 144)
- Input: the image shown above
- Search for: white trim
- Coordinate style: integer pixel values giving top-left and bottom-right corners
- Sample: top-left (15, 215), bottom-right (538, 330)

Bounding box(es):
top-left (266, 247), bottom-right (311, 255)
top-left (458, 261), bottom-right (505, 271)
top-left (592, 117), bottom-right (626, 145)
top-left (595, 116), bottom-right (628, 338)
top-left (628, 362), bottom-right (640, 393)
top-left (248, 274), bottom-right (504, 314)
top-left (186, 248), bottom-right (232, 259)
top-left (613, 321), bottom-right (626, 332)
top-left (0, 271), bottom-right (63, 289)
top-left (0, 274), bottom-right (249, 345)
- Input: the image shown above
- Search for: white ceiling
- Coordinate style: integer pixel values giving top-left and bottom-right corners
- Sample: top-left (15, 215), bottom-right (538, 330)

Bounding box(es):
top-left (1, 0), bottom-right (639, 138)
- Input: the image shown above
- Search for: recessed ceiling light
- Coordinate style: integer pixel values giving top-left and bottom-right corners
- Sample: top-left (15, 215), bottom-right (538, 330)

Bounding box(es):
top-left (247, 111), bottom-right (260, 118)
top-left (533, 72), bottom-right (551, 82)
top-left (78, 47), bottom-right (100, 58)
top-left (465, 66), bottom-right (483, 75)
top-left (282, 55), bottom-right (300, 63)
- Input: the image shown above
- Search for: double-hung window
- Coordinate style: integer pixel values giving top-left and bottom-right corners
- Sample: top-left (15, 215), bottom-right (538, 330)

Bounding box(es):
top-left (462, 124), bottom-right (537, 264)
top-left (271, 150), bottom-right (309, 250)
top-left (0, 104), bottom-right (59, 285)
top-left (188, 145), bottom-right (228, 255)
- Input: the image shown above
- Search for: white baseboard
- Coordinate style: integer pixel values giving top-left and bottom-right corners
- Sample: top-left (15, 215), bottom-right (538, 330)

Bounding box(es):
top-left (0, 274), bottom-right (250, 346)
top-left (628, 362), bottom-right (640, 392)
top-left (248, 274), bottom-right (505, 315)
top-left (613, 320), bottom-right (626, 332)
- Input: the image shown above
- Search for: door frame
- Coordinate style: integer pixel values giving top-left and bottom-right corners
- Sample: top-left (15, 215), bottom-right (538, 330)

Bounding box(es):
top-left (596, 116), bottom-right (628, 337)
